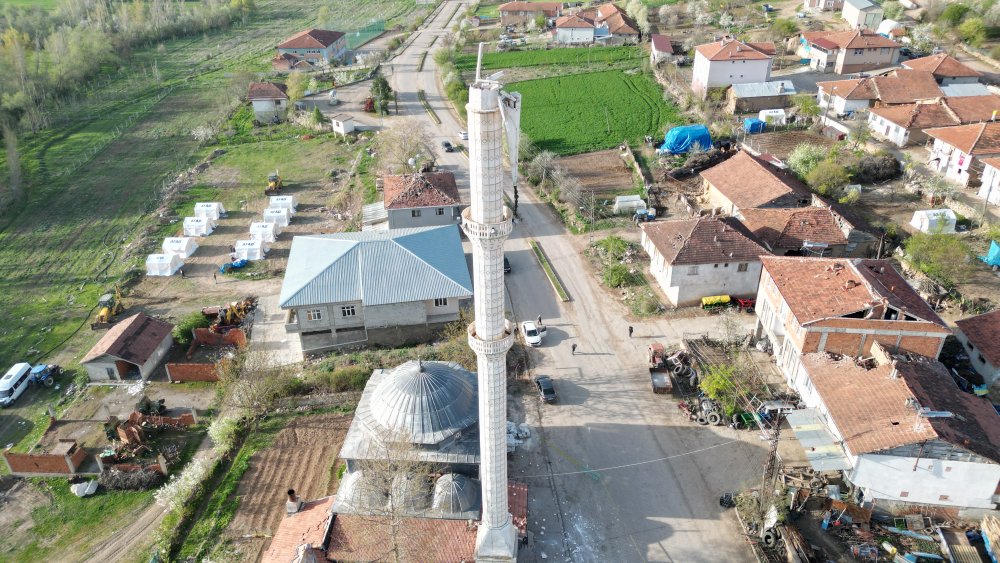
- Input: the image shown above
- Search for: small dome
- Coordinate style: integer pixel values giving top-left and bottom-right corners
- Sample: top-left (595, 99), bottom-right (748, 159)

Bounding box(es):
top-left (432, 473), bottom-right (481, 514)
top-left (391, 473), bottom-right (432, 511)
top-left (370, 360), bottom-right (477, 444)
top-left (336, 470), bottom-right (387, 512)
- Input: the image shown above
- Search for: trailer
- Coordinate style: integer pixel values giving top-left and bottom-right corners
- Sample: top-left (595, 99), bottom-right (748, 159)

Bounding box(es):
top-left (648, 343), bottom-right (674, 394)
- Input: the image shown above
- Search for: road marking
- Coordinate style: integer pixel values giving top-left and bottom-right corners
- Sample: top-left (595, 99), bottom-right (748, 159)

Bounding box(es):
top-left (519, 439), bottom-right (739, 479)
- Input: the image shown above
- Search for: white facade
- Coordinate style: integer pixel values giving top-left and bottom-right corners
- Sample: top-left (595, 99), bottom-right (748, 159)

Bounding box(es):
top-left (263, 207), bottom-right (291, 227)
top-left (955, 329), bottom-right (1000, 385)
top-left (251, 98), bottom-right (286, 122)
top-left (83, 337), bottom-right (172, 382)
top-left (868, 112), bottom-right (909, 147)
top-left (851, 454), bottom-right (1000, 509)
top-left (642, 233), bottom-right (763, 307)
top-left (332, 114), bottom-right (355, 136)
top-left (978, 162), bottom-right (1000, 207)
top-left (819, 90), bottom-right (871, 116)
top-left (928, 138), bottom-right (1000, 187)
top-left (555, 27), bottom-right (594, 44)
top-left (691, 54), bottom-right (772, 96)
top-left (161, 237), bottom-right (199, 259)
top-left (145, 253), bottom-right (183, 276)
top-left (194, 202), bottom-right (226, 220)
top-left (182, 216), bottom-right (215, 237)
top-left (842, 1), bottom-right (883, 30)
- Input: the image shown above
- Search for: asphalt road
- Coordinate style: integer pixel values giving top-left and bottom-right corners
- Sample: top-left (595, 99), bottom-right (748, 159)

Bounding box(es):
top-left (375, 4), bottom-right (769, 560)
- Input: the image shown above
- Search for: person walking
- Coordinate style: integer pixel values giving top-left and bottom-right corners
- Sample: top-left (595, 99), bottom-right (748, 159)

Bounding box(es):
top-left (571, 343), bottom-right (577, 355)
top-left (536, 315), bottom-right (542, 326)
top-left (179, 268), bottom-right (186, 278)
top-left (628, 326), bottom-right (634, 338)
top-left (213, 272), bottom-right (218, 284)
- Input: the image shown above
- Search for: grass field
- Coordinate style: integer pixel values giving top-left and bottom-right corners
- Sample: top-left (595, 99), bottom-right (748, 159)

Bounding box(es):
top-left (508, 70), bottom-right (683, 155)
top-left (0, 0), bottom-right (60, 7)
top-left (454, 46), bottom-right (643, 72)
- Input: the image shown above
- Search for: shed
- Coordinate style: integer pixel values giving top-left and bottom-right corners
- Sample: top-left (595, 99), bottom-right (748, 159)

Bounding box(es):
top-left (263, 207), bottom-right (291, 227)
top-left (182, 216), bottom-right (216, 237)
top-left (269, 195), bottom-right (298, 213)
top-left (235, 239), bottom-right (270, 261)
top-left (193, 202), bottom-right (227, 220)
top-left (145, 253), bottom-right (183, 277)
top-left (613, 195), bottom-right (647, 214)
top-left (909, 209), bottom-right (957, 233)
top-left (728, 81), bottom-right (796, 114)
top-left (161, 237), bottom-right (199, 259)
top-left (332, 113), bottom-right (355, 136)
top-left (249, 221), bottom-right (279, 243)
top-left (81, 312), bottom-right (174, 381)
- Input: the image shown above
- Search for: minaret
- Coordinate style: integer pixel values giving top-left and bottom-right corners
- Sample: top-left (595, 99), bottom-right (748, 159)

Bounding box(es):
top-left (463, 45), bottom-right (519, 563)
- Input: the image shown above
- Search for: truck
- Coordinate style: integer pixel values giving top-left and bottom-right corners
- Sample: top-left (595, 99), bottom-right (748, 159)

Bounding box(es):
top-left (648, 342), bottom-right (674, 394)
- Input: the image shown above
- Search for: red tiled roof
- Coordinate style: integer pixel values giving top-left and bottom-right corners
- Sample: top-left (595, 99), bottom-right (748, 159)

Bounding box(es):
top-left (817, 78), bottom-right (877, 100)
top-left (382, 172), bottom-right (461, 209)
top-left (81, 313), bottom-right (174, 365)
top-left (981, 156), bottom-right (1000, 171)
top-left (869, 95), bottom-right (1000, 129)
top-left (555, 14), bottom-right (594, 28)
top-left (925, 121), bottom-right (1000, 155)
top-left (803, 29), bottom-right (899, 50)
top-left (594, 3), bottom-right (639, 35)
top-left (803, 353), bottom-right (1000, 461)
top-left (956, 309), bottom-right (1000, 367)
top-left (871, 70), bottom-right (944, 104)
top-left (277, 28), bottom-right (345, 49)
top-left (700, 151), bottom-right (811, 210)
top-left (262, 496), bottom-right (335, 563)
top-left (326, 514), bottom-right (477, 562)
top-left (499, 1), bottom-right (562, 16)
top-left (508, 481), bottom-right (528, 537)
top-left (738, 207), bottom-right (849, 250)
top-left (695, 38), bottom-right (773, 61)
top-left (903, 53), bottom-right (982, 79)
top-left (760, 257), bottom-right (946, 326)
top-left (641, 216), bottom-right (770, 266)
top-left (651, 34), bottom-right (672, 54)
top-left (248, 82), bottom-right (288, 100)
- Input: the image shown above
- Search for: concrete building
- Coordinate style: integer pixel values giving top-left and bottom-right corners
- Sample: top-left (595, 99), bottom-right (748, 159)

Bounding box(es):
top-left (278, 225), bottom-right (473, 354)
top-left (576, 3), bottom-right (640, 43)
top-left (926, 121), bottom-right (1000, 187)
top-left (727, 80), bottom-right (796, 113)
top-left (903, 53), bottom-right (983, 85)
top-left (81, 313), bottom-right (174, 382)
top-left (798, 30), bottom-right (899, 74)
top-left (273, 28), bottom-right (348, 71)
top-left (867, 95), bottom-right (1000, 147)
top-left (691, 37), bottom-right (775, 98)
top-left (817, 70), bottom-right (943, 116)
top-left (498, 1), bottom-right (561, 26)
top-left (955, 310), bottom-right (1000, 386)
top-left (792, 349), bottom-right (1000, 511)
top-left (554, 14), bottom-right (595, 44)
top-left (650, 34), bottom-right (673, 65)
top-left (640, 217), bottom-right (770, 306)
top-left (247, 82), bottom-right (288, 123)
top-left (842, 0), bottom-right (883, 30)
top-left (464, 56), bottom-right (521, 561)
top-left (700, 151), bottom-right (812, 217)
top-left (976, 158), bottom-right (1000, 208)
top-left (331, 113), bottom-right (354, 136)
top-left (361, 172), bottom-right (463, 230)
top-left (738, 206), bottom-right (869, 257)
top-left (754, 256), bottom-right (952, 388)
top-left (804, 0), bottom-right (844, 11)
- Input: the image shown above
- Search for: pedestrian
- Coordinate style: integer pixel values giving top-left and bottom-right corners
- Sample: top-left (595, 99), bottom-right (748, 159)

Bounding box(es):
top-left (536, 314), bottom-right (542, 326)
top-left (179, 268), bottom-right (186, 278)
top-left (213, 272), bottom-right (218, 284)
top-left (628, 326), bottom-right (634, 338)
top-left (571, 343), bottom-right (577, 355)
top-left (230, 245), bottom-right (236, 253)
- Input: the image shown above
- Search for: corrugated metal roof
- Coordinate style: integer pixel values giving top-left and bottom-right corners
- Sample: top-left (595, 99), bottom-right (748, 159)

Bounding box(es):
top-left (730, 80), bottom-right (796, 99)
top-left (279, 225), bottom-right (472, 308)
top-left (785, 408), bottom-right (853, 471)
top-left (844, 0), bottom-right (877, 10)
top-left (361, 201), bottom-right (387, 225)
top-left (939, 83), bottom-right (991, 97)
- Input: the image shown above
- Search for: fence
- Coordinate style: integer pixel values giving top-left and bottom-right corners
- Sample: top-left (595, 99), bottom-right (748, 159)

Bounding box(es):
top-left (166, 363), bottom-right (219, 383)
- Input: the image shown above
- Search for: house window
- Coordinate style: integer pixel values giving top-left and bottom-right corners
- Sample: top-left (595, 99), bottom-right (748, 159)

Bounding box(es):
top-left (939, 494), bottom-right (950, 501)
top-left (688, 265), bottom-right (699, 275)
top-left (341, 305), bottom-right (356, 317)
top-left (899, 491), bottom-right (909, 498)
top-left (714, 264), bottom-right (719, 268)
top-left (434, 298), bottom-right (448, 307)
top-left (412, 209), bottom-right (422, 218)
top-left (436, 208), bottom-right (445, 215)
top-left (979, 354), bottom-right (986, 363)
top-left (738, 263), bottom-right (749, 272)
top-left (306, 309), bottom-right (323, 321)
top-left (967, 341), bottom-right (975, 350)
top-left (105, 367), bottom-right (115, 378)
top-left (854, 49), bottom-right (863, 55)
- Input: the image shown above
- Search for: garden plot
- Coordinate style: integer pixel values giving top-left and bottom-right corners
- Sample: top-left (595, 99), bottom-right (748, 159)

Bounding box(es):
top-left (559, 149), bottom-right (639, 202)
top-left (741, 130), bottom-right (835, 160)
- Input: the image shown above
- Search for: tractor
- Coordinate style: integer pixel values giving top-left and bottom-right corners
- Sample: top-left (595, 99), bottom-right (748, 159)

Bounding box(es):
top-left (92, 286), bottom-right (125, 330)
top-left (29, 364), bottom-right (62, 387)
top-left (265, 171), bottom-right (283, 195)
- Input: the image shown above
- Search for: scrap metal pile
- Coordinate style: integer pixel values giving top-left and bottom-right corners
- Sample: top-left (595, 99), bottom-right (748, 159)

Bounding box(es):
top-left (202, 295), bottom-right (257, 334)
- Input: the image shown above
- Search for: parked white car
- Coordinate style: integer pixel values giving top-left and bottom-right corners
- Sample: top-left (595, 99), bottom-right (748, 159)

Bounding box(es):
top-left (520, 321), bottom-right (546, 347)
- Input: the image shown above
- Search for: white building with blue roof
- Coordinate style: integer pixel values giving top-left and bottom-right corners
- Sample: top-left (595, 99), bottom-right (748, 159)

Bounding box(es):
top-left (279, 225), bottom-right (473, 353)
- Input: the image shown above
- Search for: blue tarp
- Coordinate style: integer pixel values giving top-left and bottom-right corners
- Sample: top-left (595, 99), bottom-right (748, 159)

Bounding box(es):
top-left (744, 118), bottom-right (766, 134)
top-left (980, 240), bottom-right (1000, 267)
top-left (661, 125), bottom-right (712, 155)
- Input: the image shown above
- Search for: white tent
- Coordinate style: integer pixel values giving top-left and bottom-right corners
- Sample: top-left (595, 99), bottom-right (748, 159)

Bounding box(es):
top-left (249, 221), bottom-right (279, 243)
top-left (612, 195), bottom-right (646, 214)
top-left (183, 216), bottom-right (216, 237)
top-left (194, 202), bottom-right (227, 220)
top-left (263, 207), bottom-right (291, 227)
top-left (759, 109), bottom-right (787, 125)
top-left (269, 195), bottom-right (297, 214)
top-left (145, 253), bottom-right (183, 276)
top-left (910, 209), bottom-right (957, 234)
top-left (162, 237), bottom-right (199, 259)
top-left (234, 239), bottom-right (270, 261)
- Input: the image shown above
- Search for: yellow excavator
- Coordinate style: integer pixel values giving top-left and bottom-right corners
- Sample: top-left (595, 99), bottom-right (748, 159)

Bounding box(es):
top-left (92, 286), bottom-right (125, 330)
top-left (265, 170), bottom-right (282, 195)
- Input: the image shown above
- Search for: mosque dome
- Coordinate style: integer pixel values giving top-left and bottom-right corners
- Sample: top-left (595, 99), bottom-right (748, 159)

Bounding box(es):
top-left (432, 473), bottom-right (481, 514)
top-left (369, 360), bottom-right (477, 445)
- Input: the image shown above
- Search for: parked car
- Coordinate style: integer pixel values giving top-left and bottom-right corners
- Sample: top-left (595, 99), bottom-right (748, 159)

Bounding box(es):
top-left (520, 320), bottom-right (545, 346)
top-left (459, 130), bottom-right (469, 140)
top-left (534, 376), bottom-right (557, 403)
top-left (899, 47), bottom-right (913, 58)
top-left (441, 140), bottom-right (454, 153)
top-left (0, 363), bottom-right (32, 407)
top-left (504, 256), bottom-right (511, 274)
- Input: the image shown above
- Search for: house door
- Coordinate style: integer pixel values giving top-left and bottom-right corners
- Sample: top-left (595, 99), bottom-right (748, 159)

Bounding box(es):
top-left (884, 124), bottom-right (890, 136)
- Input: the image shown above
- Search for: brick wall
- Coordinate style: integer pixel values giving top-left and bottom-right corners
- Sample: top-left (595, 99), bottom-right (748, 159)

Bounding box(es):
top-left (69, 444), bottom-right (87, 472)
top-left (186, 328), bottom-right (247, 358)
top-left (127, 410), bottom-right (197, 427)
top-left (4, 452), bottom-right (72, 475)
top-left (166, 363), bottom-right (219, 382)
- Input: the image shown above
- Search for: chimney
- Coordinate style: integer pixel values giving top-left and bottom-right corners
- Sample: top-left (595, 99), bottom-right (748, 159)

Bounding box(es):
top-left (845, 280), bottom-right (857, 290)
top-left (286, 488), bottom-right (304, 515)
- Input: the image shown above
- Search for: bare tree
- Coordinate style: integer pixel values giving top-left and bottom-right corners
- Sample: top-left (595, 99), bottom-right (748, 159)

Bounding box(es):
top-left (374, 119), bottom-right (435, 175)
top-left (217, 345), bottom-right (287, 427)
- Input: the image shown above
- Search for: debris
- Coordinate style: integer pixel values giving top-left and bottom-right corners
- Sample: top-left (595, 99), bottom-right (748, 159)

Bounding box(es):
top-left (70, 480), bottom-right (99, 497)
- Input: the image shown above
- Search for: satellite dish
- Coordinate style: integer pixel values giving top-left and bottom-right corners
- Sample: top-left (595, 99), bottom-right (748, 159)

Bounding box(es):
top-left (408, 157), bottom-right (416, 168)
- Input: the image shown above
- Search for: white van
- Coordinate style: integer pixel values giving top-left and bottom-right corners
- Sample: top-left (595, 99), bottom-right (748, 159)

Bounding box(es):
top-left (0, 363), bottom-right (32, 407)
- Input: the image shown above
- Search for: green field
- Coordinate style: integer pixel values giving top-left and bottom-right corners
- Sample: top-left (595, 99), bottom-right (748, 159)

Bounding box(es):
top-left (454, 46), bottom-right (643, 72)
top-left (0, 0), bottom-right (60, 7)
top-left (508, 70), bottom-right (683, 155)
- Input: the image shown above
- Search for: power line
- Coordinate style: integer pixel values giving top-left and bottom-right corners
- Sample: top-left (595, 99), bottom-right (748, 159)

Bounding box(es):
top-left (516, 439), bottom-right (741, 479)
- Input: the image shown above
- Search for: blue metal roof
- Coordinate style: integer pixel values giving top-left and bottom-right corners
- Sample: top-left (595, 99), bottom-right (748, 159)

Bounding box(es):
top-left (279, 225), bottom-right (473, 308)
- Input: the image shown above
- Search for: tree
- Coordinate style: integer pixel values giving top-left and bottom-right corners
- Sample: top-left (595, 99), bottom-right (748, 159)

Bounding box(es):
top-left (904, 232), bottom-right (973, 287)
top-left (285, 71), bottom-right (308, 105)
top-left (805, 160), bottom-right (850, 196)
top-left (939, 3), bottom-right (970, 26)
top-left (787, 143), bottom-right (827, 177)
top-left (791, 92), bottom-right (821, 120)
top-left (771, 17), bottom-right (798, 36)
top-left (370, 75), bottom-right (394, 116)
top-left (959, 17), bottom-right (986, 45)
top-left (882, 1), bottom-right (905, 20)
top-left (718, 12), bottom-right (734, 31)
top-left (217, 346), bottom-right (288, 428)
top-left (910, 24), bottom-right (936, 52)
top-left (374, 118), bottom-right (435, 174)
top-left (312, 106), bottom-right (325, 125)
top-left (528, 150), bottom-right (558, 187)
top-left (849, 119), bottom-right (872, 150)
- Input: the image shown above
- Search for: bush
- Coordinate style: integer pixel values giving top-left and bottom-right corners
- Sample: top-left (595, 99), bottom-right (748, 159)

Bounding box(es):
top-left (904, 232), bottom-right (973, 287)
top-left (172, 311), bottom-right (212, 346)
top-left (596, 236), bottom-right (630, 260)
top-left (787, 144), bottom-right (828, 178)
top-left (805, 160), bottom-right (850, 195)
top-left (99, 469), bottom-right (164, 491)
top-left (602, 263), bottom-right (641, 288)
top-left (940, 3), bottom-right (970, 26)
top-left (882, 0), bottom-right (904, 19)
top-left (959, 17), bottom-right (987, 45)
top-left (207, 416), bottom-right (241, 454)
top-left (307, 365), bottom-right (371, 393)
top-left (852, 152), bottom-right (900, 183)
